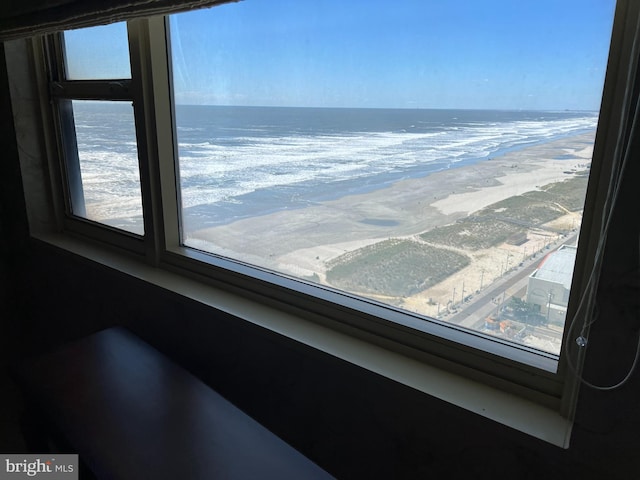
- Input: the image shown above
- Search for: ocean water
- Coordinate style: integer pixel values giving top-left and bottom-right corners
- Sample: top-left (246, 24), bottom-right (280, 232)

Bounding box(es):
top-left (72, 102), bottom-right (598, 231)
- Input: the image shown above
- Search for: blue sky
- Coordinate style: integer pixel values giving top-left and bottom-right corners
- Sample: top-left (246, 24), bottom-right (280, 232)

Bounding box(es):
top-left (66, 0), bottom-right (616, 110)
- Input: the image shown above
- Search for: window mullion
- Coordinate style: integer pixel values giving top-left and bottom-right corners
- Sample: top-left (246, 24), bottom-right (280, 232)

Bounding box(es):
top-left (50, 79), bottom-right (133, 101)
top-left (149, 16), bottom-right (183, 253)
top-left (127, 18), bottom-right (171, 265)
top-left (55, 98), bottom-right (85, 217)
top-left (129, 16), bottom-right (183, 262)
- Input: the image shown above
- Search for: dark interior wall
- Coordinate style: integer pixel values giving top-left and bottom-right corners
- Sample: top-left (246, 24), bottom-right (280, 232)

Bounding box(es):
top-left (0, 41), bottom-right (29, 360)
top-left (0, 42), bottom-right (29, 455)
top-left (567, 120), bottom-right (640, 479)
top-left (2, 45), bottom-right (639, 479)
top-left (15, 244), bottom-right (628, 480)
top-left (14, 238), bottom-right (640, 480)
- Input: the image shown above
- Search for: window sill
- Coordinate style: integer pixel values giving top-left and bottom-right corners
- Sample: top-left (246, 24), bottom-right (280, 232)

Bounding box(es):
top-left (33, 232), bottom-right (573, 448)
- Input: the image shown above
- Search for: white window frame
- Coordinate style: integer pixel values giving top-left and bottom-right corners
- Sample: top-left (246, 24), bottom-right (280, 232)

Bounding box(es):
top-left (8, 0), bottom-right (638, 447)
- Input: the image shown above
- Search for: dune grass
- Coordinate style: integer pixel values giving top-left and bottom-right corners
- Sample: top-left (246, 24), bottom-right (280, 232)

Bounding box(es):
top-left (326, 239), bottom-right (469, 297)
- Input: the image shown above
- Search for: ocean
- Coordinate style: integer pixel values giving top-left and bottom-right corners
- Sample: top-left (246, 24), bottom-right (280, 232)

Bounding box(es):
top-left (72, 102), bottom-right (598, 232)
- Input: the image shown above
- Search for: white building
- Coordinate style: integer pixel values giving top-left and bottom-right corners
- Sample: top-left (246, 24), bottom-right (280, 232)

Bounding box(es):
top-left (526, 245), bottom-right (577, 323)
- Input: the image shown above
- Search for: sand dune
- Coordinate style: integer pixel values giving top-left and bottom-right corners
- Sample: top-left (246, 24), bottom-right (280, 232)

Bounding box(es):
top-left (189, 132), bottom-right (593, 284)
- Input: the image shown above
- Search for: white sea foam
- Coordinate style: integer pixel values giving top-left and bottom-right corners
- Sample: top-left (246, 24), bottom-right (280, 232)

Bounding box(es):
top-left (76, 148), bottom-right (144, 221)
top-left (71, 103), bottom-right (598, 226)
top-left (177, 115), bottom-right (597, 209)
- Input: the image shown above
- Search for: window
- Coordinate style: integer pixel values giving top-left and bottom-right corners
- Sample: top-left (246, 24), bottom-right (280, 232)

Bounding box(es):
top-left (50, 22), bottom-right (144, 236)
top-left (169, 2), bottom-right (615, 358)
top-left (35, 0), bottom-right (630, 422)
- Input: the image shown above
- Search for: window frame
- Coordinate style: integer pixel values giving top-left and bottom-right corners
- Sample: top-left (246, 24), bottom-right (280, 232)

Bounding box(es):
top-left (44, 30), bottom-right (149, 255)
top-left (25, 0), bottom-right (638, 438)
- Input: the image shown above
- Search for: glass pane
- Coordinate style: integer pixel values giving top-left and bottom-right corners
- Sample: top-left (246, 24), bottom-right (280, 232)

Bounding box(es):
top-left (64, 23), bottom-right (131, 80)
top-left (170, 0), bottom-right (616, 356)
top-left (70, 100), bottom-right (143, 235)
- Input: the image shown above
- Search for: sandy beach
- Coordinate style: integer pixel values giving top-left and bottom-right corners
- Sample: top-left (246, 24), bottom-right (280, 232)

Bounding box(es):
top-left (187, 132), bottom-right (593, 317)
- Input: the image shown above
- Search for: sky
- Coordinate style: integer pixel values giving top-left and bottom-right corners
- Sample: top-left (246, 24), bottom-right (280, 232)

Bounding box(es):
top-left (65, 0), bottom-right (617, 110)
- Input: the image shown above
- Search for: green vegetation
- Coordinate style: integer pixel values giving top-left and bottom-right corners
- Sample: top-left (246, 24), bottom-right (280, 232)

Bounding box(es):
top-left (504, 297), bottom-right (547, 326)
top-left (538, 173), bottom-right (590, 211)
top-left (421, 175), bottom-right (588, 250)
top-left (477, 194), bottom-right (565, 225)
top-left (420, 219), bottom-right (523, 250)
top-left (508, 297), bottom-right (539, 316)
top-left (326, 239), bottom-right (469, 297)
top-left (325, 175), bottom-right (588, 299)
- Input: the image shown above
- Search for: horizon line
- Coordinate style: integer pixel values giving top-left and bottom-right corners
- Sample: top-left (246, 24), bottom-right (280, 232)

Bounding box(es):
top-left (173, 104), bottom-right (600, 113)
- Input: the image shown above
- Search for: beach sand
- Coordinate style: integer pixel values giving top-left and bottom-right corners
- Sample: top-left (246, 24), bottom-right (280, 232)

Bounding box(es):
top-left (187, 132), bottom-right (594, 316)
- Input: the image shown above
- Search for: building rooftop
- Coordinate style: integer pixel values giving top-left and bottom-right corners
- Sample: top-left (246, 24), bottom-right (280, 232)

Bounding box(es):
top-left (530, 245), bottom-right (577, 289)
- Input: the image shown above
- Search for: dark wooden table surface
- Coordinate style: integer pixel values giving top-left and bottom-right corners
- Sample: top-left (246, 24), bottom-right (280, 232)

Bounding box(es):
top-left (15, 327), bottom-right (334, 480)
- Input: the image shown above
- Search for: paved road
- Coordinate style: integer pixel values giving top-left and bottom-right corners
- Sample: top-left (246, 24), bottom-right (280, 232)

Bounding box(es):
top-left (445, 233), bottom-right (579, 331)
